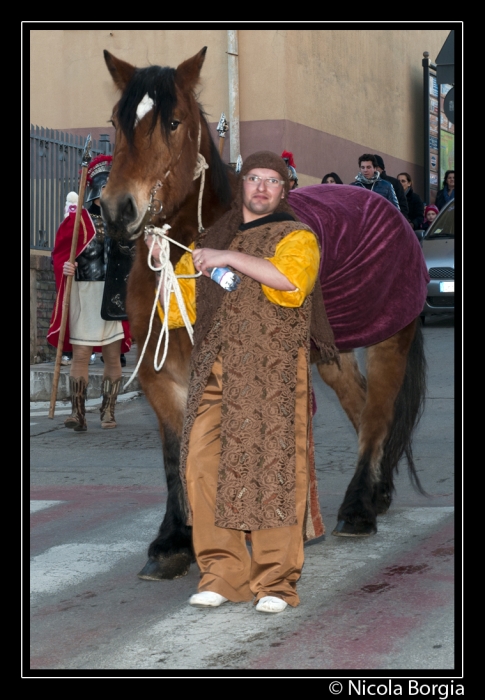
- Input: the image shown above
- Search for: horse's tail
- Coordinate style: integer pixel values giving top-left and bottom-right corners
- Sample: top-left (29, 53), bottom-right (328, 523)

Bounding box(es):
top-left (382, 318), bottom-right (428, 496)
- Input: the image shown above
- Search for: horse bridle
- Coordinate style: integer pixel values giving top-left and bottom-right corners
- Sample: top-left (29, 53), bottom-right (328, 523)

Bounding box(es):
top-left (124, 121), bottom-right (208, 386)
top-left (136, 120), bottom-right (208, 239)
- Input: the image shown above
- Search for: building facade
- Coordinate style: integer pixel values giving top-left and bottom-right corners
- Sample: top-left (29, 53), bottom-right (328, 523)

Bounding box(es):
top-left (28, 26), bottom-right (454, 363)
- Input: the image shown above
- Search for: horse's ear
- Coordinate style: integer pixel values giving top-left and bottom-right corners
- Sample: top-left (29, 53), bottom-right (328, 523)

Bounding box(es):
top-left (103, 50), bottom-right (136, 91)
top-left (175, 47), bottom-right (208, 91)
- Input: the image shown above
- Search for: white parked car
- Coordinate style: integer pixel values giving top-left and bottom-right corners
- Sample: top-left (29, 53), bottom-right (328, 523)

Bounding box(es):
top-left (420, 199), bottom-right (455, 320)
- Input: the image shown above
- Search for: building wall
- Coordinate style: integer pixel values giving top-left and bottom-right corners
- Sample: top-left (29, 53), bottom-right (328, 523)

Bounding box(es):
top-left (29, 27), bottom-right (450, 363)
top-left (30, 251), bottom-right (57, 364)
top-left (30, 27), bottom-right (450, 191)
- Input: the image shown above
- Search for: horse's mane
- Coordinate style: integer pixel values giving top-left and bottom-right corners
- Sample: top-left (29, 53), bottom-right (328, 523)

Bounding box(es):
top-left (116, 64), bottom-right (233, 209)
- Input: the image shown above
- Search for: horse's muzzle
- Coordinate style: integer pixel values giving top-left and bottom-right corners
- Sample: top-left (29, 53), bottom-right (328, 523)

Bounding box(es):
top-left (101, 193), bottom-right (146, 241)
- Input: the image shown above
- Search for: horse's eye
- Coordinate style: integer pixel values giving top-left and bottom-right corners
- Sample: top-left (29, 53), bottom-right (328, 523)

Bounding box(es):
top-left (170, 121), bottom-right (180, 131)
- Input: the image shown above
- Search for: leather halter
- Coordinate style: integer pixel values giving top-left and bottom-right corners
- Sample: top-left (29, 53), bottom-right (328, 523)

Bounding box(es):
top-left (136, 121), bottom-right (208, 239)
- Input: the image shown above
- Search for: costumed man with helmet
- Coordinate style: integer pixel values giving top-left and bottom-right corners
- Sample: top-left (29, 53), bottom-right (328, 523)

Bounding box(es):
top-left (281, 151), bottom-right (298, 190)
top-left (47, 154), bottom-right (133, 432)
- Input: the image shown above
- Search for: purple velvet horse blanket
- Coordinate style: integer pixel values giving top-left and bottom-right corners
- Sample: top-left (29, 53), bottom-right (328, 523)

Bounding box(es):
top-left (288, 184), bottom-right (430, 351)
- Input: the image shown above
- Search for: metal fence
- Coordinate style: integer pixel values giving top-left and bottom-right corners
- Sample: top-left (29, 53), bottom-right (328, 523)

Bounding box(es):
top-left (30, 126), bottom-right (113, 251)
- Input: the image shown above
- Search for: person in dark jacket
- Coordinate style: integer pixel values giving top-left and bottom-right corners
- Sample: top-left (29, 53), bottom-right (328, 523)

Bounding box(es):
top-left (435, 170), bottom-right (455, 210)
top-left (350, 154), bottom-right (400, 209)
top-left (374, 155), bottom-right (409, 219)
top-left (397, 172), bottom-right (425, 230)
top-left (321, 172), bottom-right (343, 184)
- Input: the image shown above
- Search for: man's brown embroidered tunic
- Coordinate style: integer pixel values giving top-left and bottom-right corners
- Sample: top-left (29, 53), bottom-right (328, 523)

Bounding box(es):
top-left (179, 218), bottom-right (334, 536)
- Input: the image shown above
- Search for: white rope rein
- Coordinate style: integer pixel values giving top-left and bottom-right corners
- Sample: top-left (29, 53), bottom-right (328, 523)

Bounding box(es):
top-left (123, 225), bottom-right (201, 389)
top-left (193, 126), bottom-right (209, 233)
top-left (123, 121), bottom-right (208, 388)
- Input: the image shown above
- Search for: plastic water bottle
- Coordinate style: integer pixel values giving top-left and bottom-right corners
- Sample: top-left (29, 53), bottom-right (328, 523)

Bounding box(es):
top-left (208, 267), bottom-right (241, 292)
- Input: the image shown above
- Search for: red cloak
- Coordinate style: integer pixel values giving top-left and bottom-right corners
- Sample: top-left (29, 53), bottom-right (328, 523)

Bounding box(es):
top-left (47, 208), bottom-right (131, 354)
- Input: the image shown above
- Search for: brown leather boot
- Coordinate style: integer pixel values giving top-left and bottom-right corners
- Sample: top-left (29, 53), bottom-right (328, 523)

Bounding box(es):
top-left (64, 376), bottom-right (88, 432)
top-left (100, 377), bottom-right (121, 429)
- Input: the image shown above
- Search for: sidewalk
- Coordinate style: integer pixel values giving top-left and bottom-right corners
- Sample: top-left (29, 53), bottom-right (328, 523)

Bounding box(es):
top-left (30, 346), bottom-right (142, 401)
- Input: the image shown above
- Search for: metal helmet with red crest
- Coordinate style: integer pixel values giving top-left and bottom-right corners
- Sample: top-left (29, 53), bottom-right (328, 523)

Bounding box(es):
top-left (281, 151), bottom-right (298, 187)
top-left (85, 154), bottom-right (113, 202)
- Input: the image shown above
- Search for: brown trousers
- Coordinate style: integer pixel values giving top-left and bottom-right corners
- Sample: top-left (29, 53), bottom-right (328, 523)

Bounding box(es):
top-left (186, 351), bottom-right (310, 607)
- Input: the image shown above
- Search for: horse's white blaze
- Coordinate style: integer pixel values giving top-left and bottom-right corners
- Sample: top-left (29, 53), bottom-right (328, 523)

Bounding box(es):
top-left (135, 93), bottom-right (154, 126)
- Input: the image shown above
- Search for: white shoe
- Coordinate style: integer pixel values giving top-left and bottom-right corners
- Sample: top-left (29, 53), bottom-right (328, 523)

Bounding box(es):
top-left (189, 591), bottom-right (228, 607)
top-left (89, 353), bottom-right (96, 365)
top-left (255, 596), bottom-right (288, 613)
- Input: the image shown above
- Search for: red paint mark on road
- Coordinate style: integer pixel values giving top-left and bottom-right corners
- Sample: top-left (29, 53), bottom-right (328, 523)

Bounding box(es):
top-left (360, 582), bottom-right (394, 593)
top-left (384, 563), bottom-right (429, 576)
top-left (246, 518), bottom-right (455, 670)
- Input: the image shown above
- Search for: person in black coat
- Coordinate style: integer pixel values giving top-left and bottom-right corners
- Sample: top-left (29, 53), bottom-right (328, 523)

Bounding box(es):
top-left (435, 170), bottom-right (455, 210)
top-left (374, 155), bottom-right (409, 220)
top-left (397, 172), bottom-right (425, 230)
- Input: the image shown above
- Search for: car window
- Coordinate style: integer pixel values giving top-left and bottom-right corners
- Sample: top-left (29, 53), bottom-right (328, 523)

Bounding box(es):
top-left (426, 201), bottom-right (455, 239)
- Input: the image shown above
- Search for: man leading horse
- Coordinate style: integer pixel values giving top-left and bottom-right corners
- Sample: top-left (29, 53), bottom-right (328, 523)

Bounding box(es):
top-left (146, 151), bottom-right (339, 613)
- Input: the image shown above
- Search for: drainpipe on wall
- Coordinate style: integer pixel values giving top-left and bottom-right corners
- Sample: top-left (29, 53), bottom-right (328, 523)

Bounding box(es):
top-left (227, 30), bottom-right (240, 168)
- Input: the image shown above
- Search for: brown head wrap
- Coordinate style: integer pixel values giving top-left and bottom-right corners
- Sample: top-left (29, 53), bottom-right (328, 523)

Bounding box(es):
top-left (240, 151), bottom-right (291, 193)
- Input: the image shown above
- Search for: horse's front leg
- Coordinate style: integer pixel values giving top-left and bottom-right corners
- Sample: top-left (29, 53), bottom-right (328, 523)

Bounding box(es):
top-left (138, 418), bottom-right (195, 580)
top-left (333, 324), bottom-right (415, 536)
top-left (136, 330), bottom-right (195, 580)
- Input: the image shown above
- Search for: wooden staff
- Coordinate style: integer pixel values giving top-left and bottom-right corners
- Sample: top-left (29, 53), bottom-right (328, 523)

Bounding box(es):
top-left (48, 135), bottom-right (92, 419)
top-left (216, 112), bottom-right (228, 157)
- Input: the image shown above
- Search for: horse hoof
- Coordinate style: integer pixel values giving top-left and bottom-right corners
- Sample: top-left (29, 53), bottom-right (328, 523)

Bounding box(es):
top-left (137, 554), bottom-right (192, 581)
top-left (375, 500), bottom-right (391, 516)
top-left (376, 503), bottom-right (390, 516)
top-left (332, 519), bottom-right (377, 537)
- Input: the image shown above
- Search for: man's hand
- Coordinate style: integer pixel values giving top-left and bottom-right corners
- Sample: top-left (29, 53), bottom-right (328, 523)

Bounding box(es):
top-left (63, 261), bottom-right (77, 276)
top-left (145, 233), bottom-right (164, 268)
top-left (192, 248), bottom-right (232, 277)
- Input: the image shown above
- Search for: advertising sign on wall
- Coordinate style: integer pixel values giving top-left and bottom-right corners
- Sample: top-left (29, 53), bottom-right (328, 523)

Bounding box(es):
top-left (424, 64), bottom-right (454, 206)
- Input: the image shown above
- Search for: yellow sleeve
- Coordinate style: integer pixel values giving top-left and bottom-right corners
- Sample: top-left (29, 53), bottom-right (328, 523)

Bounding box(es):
top-left (261, 229), bottom-right (320, 307)
top-left (156, 244), bottom-right (197, 329)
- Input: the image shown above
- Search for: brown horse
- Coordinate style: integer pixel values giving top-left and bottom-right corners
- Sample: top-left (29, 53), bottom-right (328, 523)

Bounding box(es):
top-left (101, 47), bottom-right (428, 581)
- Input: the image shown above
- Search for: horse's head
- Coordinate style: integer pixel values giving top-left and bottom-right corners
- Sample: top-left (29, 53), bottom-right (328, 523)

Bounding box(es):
top-left (101, 48), bottom-right (209, 241)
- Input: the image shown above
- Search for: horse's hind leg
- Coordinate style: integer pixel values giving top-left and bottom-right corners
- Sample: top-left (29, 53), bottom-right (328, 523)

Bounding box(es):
top-left (333, 321), bottom-right (418, 537)
top-left (315, 349), bottom-right (367, 433)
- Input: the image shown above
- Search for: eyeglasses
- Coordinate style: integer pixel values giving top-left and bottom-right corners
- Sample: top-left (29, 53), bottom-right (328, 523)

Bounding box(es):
top-left (242, 175), bottom-right (285, 188)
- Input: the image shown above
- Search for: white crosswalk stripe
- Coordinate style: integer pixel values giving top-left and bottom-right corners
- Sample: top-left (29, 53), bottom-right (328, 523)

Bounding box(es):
top-left (30, 500), bottom-right (65, 514)
top-left (30, 506), bottom-right (453, 670)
